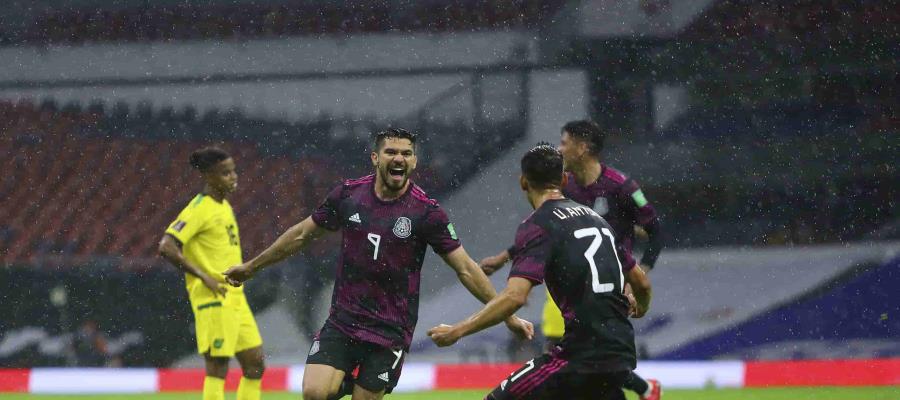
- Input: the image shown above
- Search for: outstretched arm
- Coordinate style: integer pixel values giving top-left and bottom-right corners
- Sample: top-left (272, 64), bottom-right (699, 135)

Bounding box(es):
top-left (223, 216), bottom-right (328, 285)
top-left (428, 277), bottom-right (533, 346)
top-left (441, 246), bottom-right (502, 304)
top-left (441, 247), bottom-right (534, 338)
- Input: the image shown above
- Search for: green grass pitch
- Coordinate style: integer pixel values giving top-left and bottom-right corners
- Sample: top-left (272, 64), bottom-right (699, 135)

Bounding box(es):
top-left (2, 387), bottom-right (898, 399)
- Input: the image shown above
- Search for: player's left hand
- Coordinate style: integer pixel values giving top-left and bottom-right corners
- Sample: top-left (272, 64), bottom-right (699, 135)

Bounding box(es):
top-left (427, 324), bottom-right (461, 347)
top-left (504, 316), bottom-right (534, 340)
top-left (222, 263), bottom-right (255, 287)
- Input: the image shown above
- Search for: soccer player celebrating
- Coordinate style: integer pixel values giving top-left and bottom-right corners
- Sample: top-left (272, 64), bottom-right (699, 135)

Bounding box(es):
top-left (429, 143), bottom-right (653, 399)
top-left (481, 120), bottom-right (664, 399)
top-left (158, 147), bottom-right (265, 400)
top-left (223, 128), bottom-right (533, 400)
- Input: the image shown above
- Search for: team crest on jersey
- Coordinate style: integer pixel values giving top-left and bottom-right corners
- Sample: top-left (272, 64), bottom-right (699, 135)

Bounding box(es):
top-left (593, 197), bottom-right (609, 216)
top-left (393, 217), bottom-right (412, 238)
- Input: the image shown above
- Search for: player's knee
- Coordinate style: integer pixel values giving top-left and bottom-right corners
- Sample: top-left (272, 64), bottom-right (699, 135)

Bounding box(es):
top-left (301, 381), bottom-right (335, 400)
top-left (242, 361), bottom-right (265, 379)
top-left (207, 367), bottom-right (228, 378)
top-left (204, 356), bottom-right (229, 378)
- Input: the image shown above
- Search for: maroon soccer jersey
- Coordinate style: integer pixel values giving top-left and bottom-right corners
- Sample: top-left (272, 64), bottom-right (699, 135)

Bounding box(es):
top-left (312, 175), bottom-right (461, 348)
top-left (562, 164), bottom-right (657, 269)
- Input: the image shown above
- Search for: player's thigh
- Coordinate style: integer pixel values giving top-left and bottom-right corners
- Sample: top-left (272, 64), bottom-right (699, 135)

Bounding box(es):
top-left (571, 371), bottom-right (629, 400)
top-left (193, 299), bottom-right (240, 358)
top-left (233, 295), bottom-right (263, 354)
top-left (304, 324), bottom-right (358, 393)
top-left (351, 383), bottom-right (384, 400)
top-left (302, 363), bottom-right (346, 397)
top-left (355, 344), bottom-right (405, 395)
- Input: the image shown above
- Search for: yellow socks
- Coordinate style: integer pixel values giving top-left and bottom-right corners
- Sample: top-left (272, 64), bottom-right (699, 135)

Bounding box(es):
top-left (202, 376), bottom-right (225, 400)
top-left (237, 376), bottom-right (262, 400)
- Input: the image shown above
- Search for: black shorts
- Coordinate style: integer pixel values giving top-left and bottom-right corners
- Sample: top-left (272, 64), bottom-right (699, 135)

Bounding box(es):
top-left (305, 323), bottom-right (406, 393)
top-left (486, 353), bottom-right (629, 400)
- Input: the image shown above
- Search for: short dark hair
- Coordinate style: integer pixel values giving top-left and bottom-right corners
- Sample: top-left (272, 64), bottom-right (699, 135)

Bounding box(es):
top-left (521, 142), bottom-right (564, 189)
top-left (562, 120), bottom-right (604, 158)
top-left (373, 128), bottom-right (417, 151)
top-left (189, 146), bottom-right (231, 172)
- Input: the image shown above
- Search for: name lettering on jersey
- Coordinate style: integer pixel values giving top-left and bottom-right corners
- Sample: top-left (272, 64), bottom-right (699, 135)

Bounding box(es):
top-left (393, 217), bottom-right (412, 238)
top-left (349, 213), bottom-right (361, 223)
top-left (552, 205), bottom-right (600, 220)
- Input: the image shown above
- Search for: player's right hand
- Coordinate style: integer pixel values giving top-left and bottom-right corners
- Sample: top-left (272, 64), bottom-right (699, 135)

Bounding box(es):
top-left (202, 275), bottom-right (228, 297)
top-left (222, 264), bottom-right (255, 287)
top-left (505, 316), bottom-right (535, 340)
top-left (427, 324), bottom-right (461, 347)
top-left (626, 292), bottom-right (637, 317)
top-left (479, 255), bottom-right (507, 276)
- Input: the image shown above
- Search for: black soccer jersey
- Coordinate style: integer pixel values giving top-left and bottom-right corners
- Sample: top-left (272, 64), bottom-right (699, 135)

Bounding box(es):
top-left (509, 198), bottom-right (636, 371)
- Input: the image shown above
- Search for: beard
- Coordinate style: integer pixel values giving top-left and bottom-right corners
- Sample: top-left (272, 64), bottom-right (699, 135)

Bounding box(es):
top-left (379, 163), bottom-right (409, 191)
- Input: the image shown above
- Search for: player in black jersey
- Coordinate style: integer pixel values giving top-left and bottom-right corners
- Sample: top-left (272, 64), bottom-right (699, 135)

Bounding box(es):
top-left (428, 143), bottom-right (652, 400)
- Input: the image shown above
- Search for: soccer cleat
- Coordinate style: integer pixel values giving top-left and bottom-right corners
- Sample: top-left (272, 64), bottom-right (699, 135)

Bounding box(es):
top-left (640, 379), bottom-right (662, 400)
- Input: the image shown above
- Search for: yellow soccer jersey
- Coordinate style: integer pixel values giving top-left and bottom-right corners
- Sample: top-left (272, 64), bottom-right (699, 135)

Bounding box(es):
top-left (165, 193), bottom-right (243, 302)
top-left (542, 289), bottom-right (565, 338)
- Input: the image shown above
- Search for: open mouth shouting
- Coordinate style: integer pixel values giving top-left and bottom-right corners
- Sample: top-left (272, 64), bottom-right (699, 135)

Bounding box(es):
top-left (388, 164), bottom-right (407, 184)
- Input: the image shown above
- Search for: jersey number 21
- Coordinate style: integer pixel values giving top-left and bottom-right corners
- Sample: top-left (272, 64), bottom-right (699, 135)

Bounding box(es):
top-left (574, 227), bottom-right (624, 293)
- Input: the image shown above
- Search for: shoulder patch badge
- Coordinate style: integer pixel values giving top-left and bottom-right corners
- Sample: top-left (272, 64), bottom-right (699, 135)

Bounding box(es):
top-left (631, 190), bottom-right (649, 207)
top-left (447, 223), bottom-right (458, 240)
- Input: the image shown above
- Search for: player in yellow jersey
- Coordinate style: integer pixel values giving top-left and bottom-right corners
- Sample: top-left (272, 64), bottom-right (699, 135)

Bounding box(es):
top-left (540, 291), bottom-right (566, 350)
top-left (158, 147), bottom-right (265, 400)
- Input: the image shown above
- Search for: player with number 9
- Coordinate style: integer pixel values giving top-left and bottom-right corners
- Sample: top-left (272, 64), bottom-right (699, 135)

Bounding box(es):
top-left (223, 128), bottom-right (533, 400)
